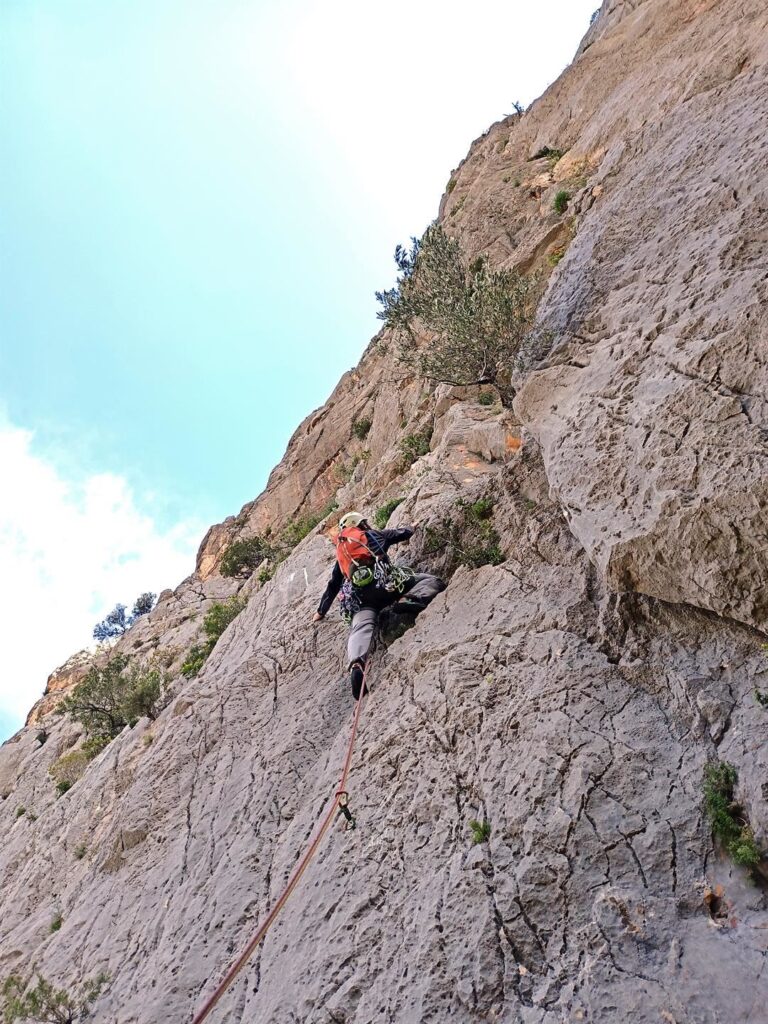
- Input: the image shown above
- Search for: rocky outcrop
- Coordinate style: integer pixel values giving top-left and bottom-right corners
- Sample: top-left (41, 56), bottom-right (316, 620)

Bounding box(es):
top-left (25, 651), bottom-right (92, 726)
top-left (1, 2), bottom-right (767, 1022)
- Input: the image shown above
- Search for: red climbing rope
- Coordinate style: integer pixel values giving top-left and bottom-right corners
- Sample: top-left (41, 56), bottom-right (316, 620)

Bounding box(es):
top-left (190, 661), bottom-right (371, 1024)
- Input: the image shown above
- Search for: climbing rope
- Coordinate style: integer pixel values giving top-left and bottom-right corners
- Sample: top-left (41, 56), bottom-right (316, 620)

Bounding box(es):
top-left (189, 659), bottom-right (372, 1024)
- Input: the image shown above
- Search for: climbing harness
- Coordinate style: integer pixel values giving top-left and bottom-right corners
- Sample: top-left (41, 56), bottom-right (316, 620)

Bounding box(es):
top-left (337, 530), bottom-right (416, 623)
top-left (189, 657), bottom-right (373, 1024)
top-left (339, 562), bottom-right (415, 623)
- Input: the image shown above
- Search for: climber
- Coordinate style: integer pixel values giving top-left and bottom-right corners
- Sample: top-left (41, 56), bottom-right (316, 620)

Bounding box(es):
top-left (312, 511), bottom-right (445, 699)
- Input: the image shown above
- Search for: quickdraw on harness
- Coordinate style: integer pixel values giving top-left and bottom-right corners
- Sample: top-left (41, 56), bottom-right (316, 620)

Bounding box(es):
top-left (336, 527), bottom-right (415, 622)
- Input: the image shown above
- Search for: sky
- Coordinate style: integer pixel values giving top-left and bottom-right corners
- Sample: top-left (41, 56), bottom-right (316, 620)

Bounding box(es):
top-left (0, 0), bottom-right (599, 739)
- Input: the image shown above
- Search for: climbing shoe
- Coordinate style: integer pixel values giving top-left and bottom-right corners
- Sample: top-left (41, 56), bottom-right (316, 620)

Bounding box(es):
top-left (350, 661), bottom-right (367, 700)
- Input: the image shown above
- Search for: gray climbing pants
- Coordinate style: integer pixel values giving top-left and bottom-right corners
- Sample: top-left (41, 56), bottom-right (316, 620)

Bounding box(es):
top-left (346, 573), bottom-right (445, 665)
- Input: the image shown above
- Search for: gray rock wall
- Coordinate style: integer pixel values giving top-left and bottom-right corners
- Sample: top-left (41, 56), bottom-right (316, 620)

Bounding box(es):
top-left (1, 2), bottom-right (767, 1022)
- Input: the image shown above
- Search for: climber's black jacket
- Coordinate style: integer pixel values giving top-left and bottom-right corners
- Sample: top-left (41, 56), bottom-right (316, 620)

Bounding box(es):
top-left (316, 526), bottom-right (414, 617)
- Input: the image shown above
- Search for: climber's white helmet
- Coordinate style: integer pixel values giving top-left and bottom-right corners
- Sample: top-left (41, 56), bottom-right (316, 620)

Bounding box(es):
top-left (339, 511), bottom-right (365, 530)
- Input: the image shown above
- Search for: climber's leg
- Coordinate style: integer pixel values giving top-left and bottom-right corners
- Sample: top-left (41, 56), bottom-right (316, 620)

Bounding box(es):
top-left (393, 573), bottom-right (446, 613)
top-left (347, 607), bottom-right (378, 699)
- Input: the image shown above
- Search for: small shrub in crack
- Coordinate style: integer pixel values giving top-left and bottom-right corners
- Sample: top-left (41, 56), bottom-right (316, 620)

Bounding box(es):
top-left (278, 502), bottom-right (338, 556)
top-left (424, 498), bottom-right (503, 575)
top-left (352, 417), bottom-right (372, 441)
top-left (468, 498), bottom-right (494, 520)
top-left (548, 245), bottom-right (567, 267)
top-left (702, 761), bottom-right (761, 870)
top-left (531, 146), bottom-right (564, 162)
top-left (2, 970), bottom-right (109, 1024)
top-left (399, 429), bottom-right (433, 469)
top-left (49, 914), bottom-right (63, 934)
top-left (49, 744), bottom-right (88, 788)
top-left (754, 688), bottom-right (768, 710)
top-left (374, 498), bottom-right (405, 529)
top-left (553, 190), bottom-right (570, 214)
top-left (469, 819), bottom-right (491, 844)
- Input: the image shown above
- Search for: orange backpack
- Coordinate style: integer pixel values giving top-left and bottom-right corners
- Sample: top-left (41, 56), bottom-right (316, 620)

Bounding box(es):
top-left (336, 526), bottom-right (374, 579)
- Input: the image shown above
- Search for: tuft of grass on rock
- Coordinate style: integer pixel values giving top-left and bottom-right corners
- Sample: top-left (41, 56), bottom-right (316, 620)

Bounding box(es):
top-left (374, 498), bottom-right (405, 529)
top-left (553, 190), bottom-right (570, 214)
top-left (469, 819), bottom-right (491, 844)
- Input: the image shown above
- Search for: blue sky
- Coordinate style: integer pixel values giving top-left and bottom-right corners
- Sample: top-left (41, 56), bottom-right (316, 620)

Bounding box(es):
top-left (0, 0), bottom-right (598, 738)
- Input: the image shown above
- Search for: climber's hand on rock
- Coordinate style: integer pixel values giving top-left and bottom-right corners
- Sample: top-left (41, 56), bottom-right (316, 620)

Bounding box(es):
top-left (312, 612), bottom-right (324, 622)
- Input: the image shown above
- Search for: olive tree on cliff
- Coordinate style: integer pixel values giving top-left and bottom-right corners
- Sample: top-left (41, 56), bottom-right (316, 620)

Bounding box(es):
top-left (375, 224), bottom-right (538, 406)
top-left (58, 656), bottom-right (169, 740)
top-left (2, 971), bottom-right (109, 1024)
top-left (92, 592), bottom-right (156, 642)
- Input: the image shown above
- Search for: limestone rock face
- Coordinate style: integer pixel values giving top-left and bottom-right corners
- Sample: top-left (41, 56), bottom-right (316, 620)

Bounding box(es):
top-left (25, 650), bottom-right (92, 726)
top-left (1, 2), bottom-right (767, 1023)
top-left (514, 0), bottom-right (768, 630)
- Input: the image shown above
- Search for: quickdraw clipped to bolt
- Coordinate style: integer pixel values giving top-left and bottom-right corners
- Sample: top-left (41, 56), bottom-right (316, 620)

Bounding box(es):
top-left (336, 790), bottom-right (356, 830)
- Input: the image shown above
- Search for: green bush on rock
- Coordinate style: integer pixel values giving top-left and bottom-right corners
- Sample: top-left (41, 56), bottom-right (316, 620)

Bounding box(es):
top-left (220, 537), bottom-right (270, 579)
top-left (425, 498), bottom-right (504, 575)
top-left (702, 761), bottom-right (761, 870)
top-left (59, 657), bottom-right (170, 741)
top-left (374, 498), bottom-right (405, 529)
top-left (399, 429), bottom-right (433, 469)
top-left (2, 971), bottom-right (109, 1024)
top-left (376, 224), bottom-right (538, 407)
top-left (352, 417), bottom-right (372, 440)
top-left (553, 189), bottom-right (570, 214)
top-left (181, 597), bottom-right (247, 679)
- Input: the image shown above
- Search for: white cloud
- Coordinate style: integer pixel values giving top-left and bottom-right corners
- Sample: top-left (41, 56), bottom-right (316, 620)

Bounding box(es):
top-left (0, 421), bottom-right (202, 737)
